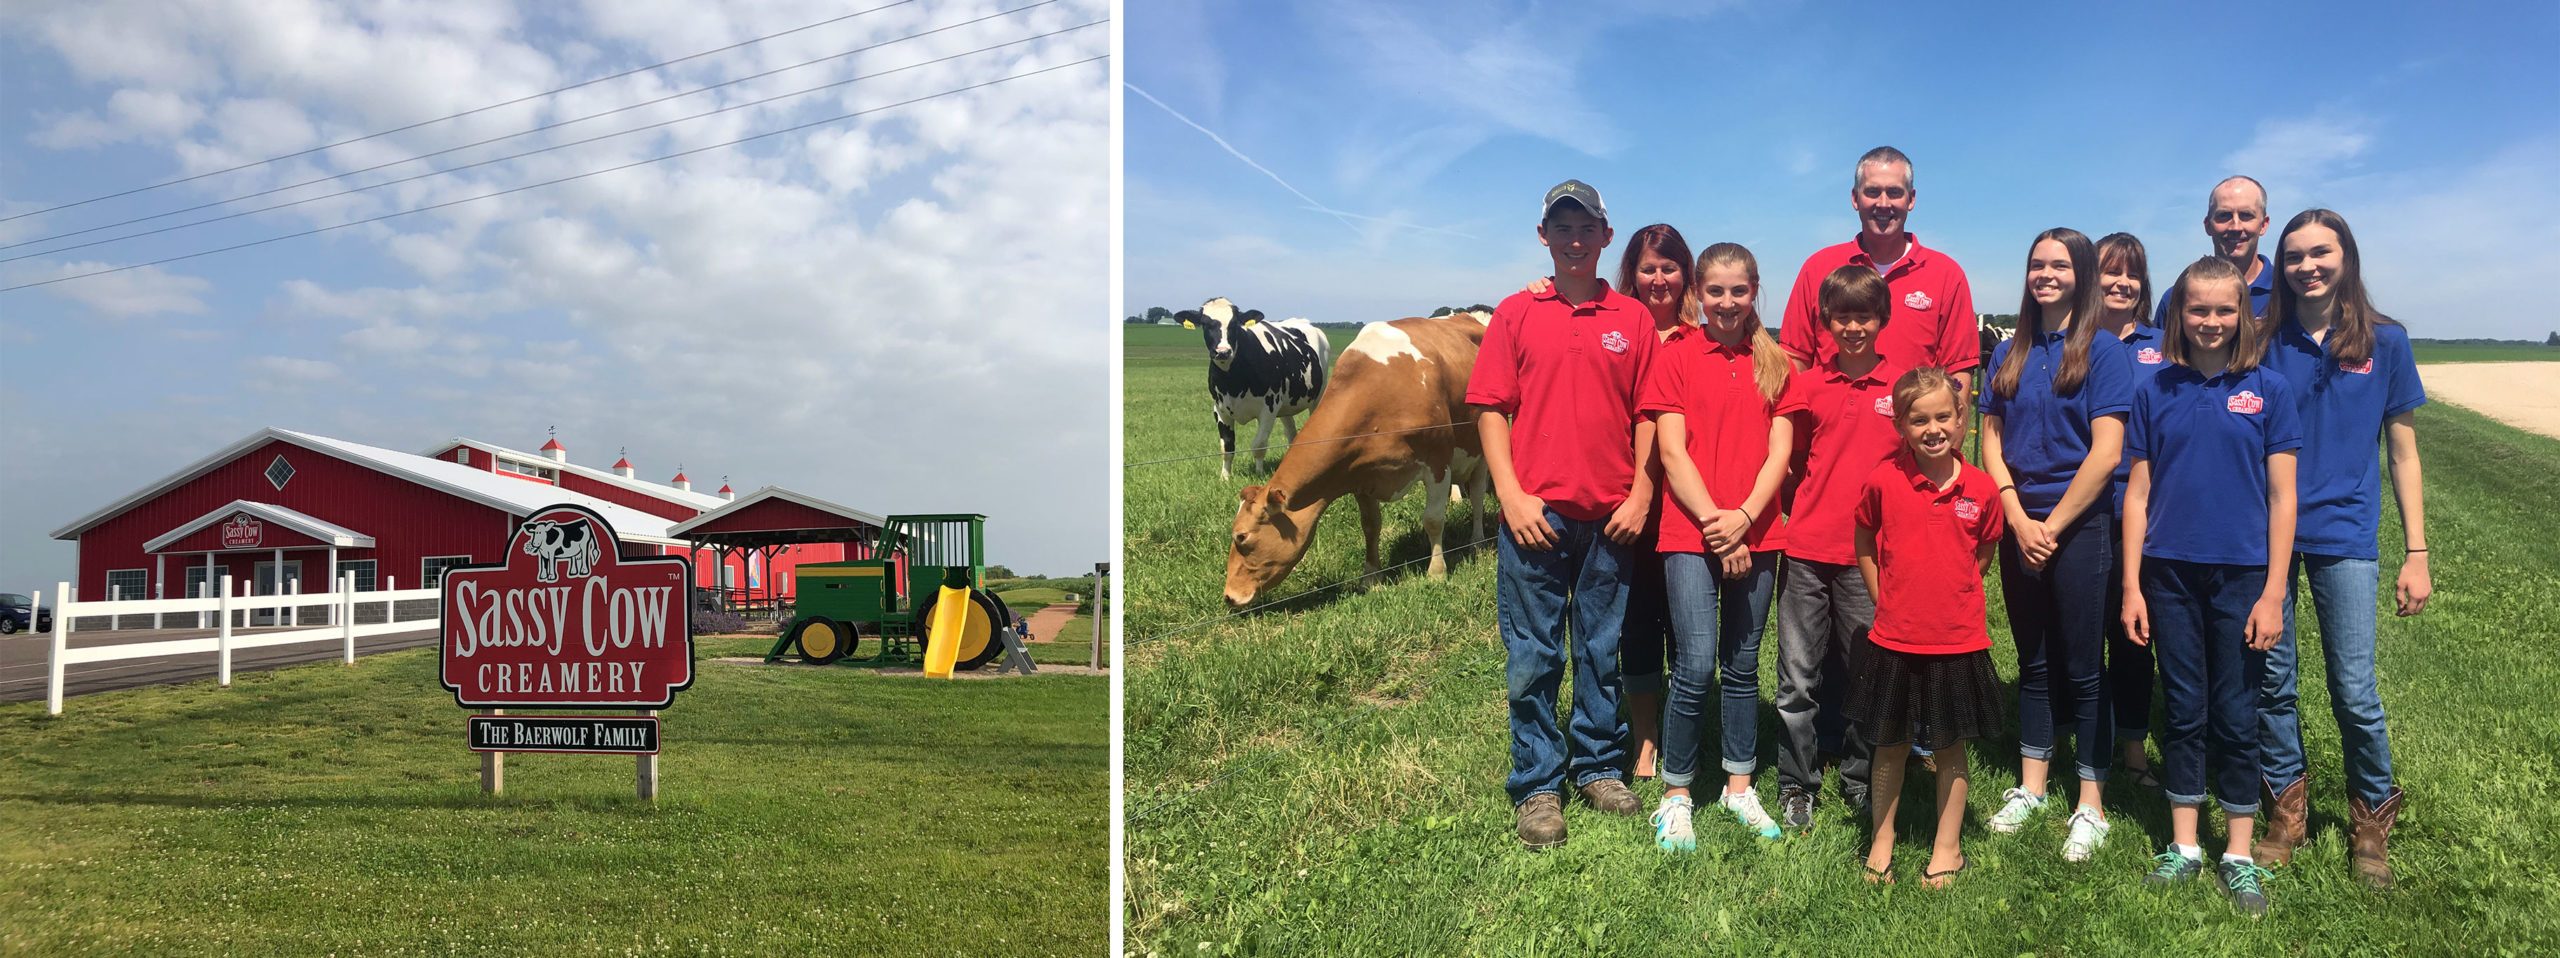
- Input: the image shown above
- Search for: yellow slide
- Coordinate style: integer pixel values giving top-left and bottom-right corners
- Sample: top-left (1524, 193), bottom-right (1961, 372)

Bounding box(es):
top-left (923, 584), bottom-right (972, 678)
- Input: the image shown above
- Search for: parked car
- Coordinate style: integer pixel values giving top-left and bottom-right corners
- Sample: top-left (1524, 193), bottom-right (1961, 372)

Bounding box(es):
top-left (1, 592), bottom-right (53, 635)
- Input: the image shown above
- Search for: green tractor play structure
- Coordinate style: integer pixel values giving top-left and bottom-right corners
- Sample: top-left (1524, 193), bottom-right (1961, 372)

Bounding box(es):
top-left (767, 514), bottom-right (1015, 675)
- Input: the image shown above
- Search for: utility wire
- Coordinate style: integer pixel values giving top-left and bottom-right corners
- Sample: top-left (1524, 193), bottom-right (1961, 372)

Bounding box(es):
top-left (0, 0), bottom-right (1067, 253)
top-left (0, 54), bottom-right (1107, 293)
top-left (0, 21), bottom-right (1103, 266)
top-left (0, 0), bottom-right (925, 224)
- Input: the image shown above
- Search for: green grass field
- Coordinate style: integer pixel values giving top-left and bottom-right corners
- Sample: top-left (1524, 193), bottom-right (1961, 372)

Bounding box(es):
top-left (2408, 340), bottom-right (2560, 364)
top-left (3, 642), bottom-right (1106, 955)
top-left (1123, 323), bottom-right (2560, 956)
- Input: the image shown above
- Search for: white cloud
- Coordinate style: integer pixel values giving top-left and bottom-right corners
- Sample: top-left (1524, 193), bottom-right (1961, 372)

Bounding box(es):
top-left (2224, 115), bottom-right (2375, 186)
top-left (15, 262), bottom-right (213, 318)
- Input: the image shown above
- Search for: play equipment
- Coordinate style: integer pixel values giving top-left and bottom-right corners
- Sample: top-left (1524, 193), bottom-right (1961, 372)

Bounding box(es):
top-left (768, 514), bottom-right (1013, 674)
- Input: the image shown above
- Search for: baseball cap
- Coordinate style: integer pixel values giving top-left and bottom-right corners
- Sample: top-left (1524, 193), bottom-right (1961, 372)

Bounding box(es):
top-left (1541, 179), bottom-right (1607, 222)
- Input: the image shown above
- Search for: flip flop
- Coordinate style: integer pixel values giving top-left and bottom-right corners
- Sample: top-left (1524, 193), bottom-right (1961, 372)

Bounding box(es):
top-left (1922, 855), bottom-right (1969, 889)
top-left (2125, 762), bottom-right (2163, 790)
top-left (1861, 852), bottom-right (1895, 885)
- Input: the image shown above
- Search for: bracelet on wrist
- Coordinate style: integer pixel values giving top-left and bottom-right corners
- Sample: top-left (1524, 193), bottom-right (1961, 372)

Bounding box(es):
top-left (2405, 547), bottom-right (2428, 554)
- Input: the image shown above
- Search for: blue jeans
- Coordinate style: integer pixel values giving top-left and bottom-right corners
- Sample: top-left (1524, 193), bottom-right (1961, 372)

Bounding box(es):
top-left (2001, 507), bottom-right (2113, 783)
top-left (1500, 509), bottom-right (1631, 803)
top-left (1659, 550), bottom-right (1778, 788)
top-left (1620, 546), bottom-right (1672, 695)
top-left (2145, 559), bottom-right (2265, 815)
top-left (2259, 553), bottom-right (2396, 804)
top-left (1773, 556), bottom-right (1872, 800)
top-left (2106, 520), bottom-right (2153, 744)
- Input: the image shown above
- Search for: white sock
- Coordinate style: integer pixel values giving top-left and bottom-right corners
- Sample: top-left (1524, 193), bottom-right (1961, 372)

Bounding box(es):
top-left (2173, 843), bottom-right (2203, 860)
top-left (2222, 852), bottom-right (2255, 866)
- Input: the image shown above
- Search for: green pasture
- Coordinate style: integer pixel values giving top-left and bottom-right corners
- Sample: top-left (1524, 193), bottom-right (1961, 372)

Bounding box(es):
top-left (2, 641), bottom-right (1107, 955)
top-left (1123, 325), bottom-right (2560, 956)
top-left (2408, 339), bottom-right (2559, 364)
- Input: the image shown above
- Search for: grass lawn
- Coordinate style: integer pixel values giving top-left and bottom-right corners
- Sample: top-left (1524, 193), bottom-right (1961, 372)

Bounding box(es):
top-left (1123, 323), bottom-right (2560, 956)
top-left (2408, 340), bottom-right (2560, 363)
top-left (3, 640), bottom-right (1107, 955)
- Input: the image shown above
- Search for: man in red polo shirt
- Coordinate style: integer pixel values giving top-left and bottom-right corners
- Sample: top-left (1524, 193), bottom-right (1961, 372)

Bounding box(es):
top-left (1469, 179), bottom-right (1658, 850)
top-left (1778, 146), bottom-right (1981, 394)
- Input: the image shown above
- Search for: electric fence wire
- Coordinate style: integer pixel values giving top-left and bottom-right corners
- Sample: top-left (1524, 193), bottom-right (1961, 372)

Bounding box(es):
top-left (1118, 419), bottom-right (1477, 469)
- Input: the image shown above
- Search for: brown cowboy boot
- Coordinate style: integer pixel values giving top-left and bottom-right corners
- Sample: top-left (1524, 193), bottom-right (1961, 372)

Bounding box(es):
top-left (2349, 788), bottom-right (2404, 889)
top-left (2257, 777), bottom-right (2309, 866)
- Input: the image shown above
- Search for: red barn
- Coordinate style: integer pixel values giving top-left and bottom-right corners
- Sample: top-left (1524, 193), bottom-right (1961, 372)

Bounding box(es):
top-left (49, 428), bottom-right (866, 611)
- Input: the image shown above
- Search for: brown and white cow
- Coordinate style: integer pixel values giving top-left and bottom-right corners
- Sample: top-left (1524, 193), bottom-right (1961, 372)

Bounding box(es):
top-left (1223, 311), bottom-right (1492, 609)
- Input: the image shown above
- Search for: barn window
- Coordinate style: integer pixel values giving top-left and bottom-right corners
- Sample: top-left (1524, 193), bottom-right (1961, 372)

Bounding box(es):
top-left (105, 569), bottom-right (147, 601)
top-left (456, 448), bottom-right (471, 465)
top-left (338, 560), bottom-right (378, 592)
top-left (264, 455), bottom-right (296, 490)
top-left (420, 555), bottom-right (473, 589)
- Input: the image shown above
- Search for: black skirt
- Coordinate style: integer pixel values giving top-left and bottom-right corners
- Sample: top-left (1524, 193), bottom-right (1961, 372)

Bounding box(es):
top-left (1846, 643), bottom-right (2002, 750)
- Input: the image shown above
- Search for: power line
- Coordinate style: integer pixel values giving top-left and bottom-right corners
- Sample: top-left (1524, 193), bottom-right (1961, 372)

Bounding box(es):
top-left (0, 20), bottom-right (1103, 266)
top-left (0, 0), bottom-right (925, 224)
top-left (0, 54), bottom-right (1108, 294)
top-left (0, 0), bottom-right (1068, 253)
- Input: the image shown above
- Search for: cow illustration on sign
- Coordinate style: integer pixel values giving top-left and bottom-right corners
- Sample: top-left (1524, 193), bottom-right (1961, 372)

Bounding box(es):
top-left (520, 518), bottom-right (602, 583)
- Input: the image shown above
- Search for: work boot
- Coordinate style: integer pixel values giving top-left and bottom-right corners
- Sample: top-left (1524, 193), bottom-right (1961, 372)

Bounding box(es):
top-left (2349, 788), bottom-right (2404, 890)
top-left (2257, 777), bottom-right (2309, 866)
top-left (1580, 777), bottom-right (1643, 817)
top-left (1629, 688), bottom-right (1664, 779)
top-left (1515, 792), bottom-right (1566, 850)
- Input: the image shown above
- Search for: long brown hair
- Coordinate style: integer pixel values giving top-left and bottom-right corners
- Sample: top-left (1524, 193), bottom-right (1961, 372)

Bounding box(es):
top-left (2269, 208), bottom-right (2397, 367)
top-left (1992, 227), bottom-right (2105, 400)
top-left (2095, 232), bottom-right (2152, 329)
top-left (2162, 256), bottom-right (2267, 373)
top-left (1694, 242), bottom-right (1791, 403)
top-left (1616, 223), bottom-right (1695, 325)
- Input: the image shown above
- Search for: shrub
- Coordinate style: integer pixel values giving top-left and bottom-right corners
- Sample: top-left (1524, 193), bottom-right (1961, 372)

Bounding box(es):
top-left (691, 609), bottom-right (749, 635)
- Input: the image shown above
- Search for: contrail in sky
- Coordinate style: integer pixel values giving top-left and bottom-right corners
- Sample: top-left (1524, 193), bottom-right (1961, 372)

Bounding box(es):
top-left (1128, 82), bottom-right (1468, 241)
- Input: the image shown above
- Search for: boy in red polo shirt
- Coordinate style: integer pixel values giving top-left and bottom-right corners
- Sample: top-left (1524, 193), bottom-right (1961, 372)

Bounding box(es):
top-left (1850, 366), bottom-right (2005, 887)
top-left (1468, 179), bottom-right (1659, 850)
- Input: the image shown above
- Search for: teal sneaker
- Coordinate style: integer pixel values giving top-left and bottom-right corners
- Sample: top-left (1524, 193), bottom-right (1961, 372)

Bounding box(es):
top-left (1718, 787), bottom-right (1784, 840)
top-left (2144, 848), bottom-right (2203, 886)
top-left (1652, 795), bottom-right (1696, 853)
top-left (2218, 858), bottom-right (2274, 917)
top-left (1987, 787), bottom-right (2047, 834)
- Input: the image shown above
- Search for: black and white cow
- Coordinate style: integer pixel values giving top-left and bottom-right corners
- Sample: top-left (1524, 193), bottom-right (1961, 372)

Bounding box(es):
top-left (521, 518), bottom-right (602, 583)
top-left (1178, 297), bottom-right (1330, 480)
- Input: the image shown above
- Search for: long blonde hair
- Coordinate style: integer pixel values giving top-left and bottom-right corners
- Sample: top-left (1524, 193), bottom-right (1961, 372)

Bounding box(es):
top-left (1694, 242), bottom-right (1790, 403)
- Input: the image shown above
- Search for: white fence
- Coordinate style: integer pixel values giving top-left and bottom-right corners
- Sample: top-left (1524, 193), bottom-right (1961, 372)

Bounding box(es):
top-left (39, 574), bottom-right (440, 715)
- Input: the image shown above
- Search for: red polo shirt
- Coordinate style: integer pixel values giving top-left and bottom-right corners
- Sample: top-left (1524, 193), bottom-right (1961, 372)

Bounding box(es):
top-left (1466, 285), bottom-right (1657, 521)
top-left (1855, 453), bottom-right (2004, 654)
top-left (1637, 327), bottom-right (1789, 554)
top-left (1775, 353), bottom-right (1905, 565)
top-left (1778, 234), bottom-right (1980, 374)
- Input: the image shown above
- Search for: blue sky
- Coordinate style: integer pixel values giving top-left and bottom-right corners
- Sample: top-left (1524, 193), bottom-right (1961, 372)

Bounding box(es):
top-left (1126, 0), bottom-right (2559, 340)
top-left (0, 0), bottom-right (1110, 589)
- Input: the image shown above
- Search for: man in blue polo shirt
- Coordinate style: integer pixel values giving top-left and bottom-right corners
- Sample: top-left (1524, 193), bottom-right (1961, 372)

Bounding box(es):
top-left (2157, 176), bottom-right (2280, 319)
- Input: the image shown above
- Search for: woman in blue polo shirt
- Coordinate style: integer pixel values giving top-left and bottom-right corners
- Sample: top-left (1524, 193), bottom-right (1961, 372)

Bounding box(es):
top-left (2094, 232), bottom-right (2169, 787)
top-left (1978, 227), bottom-right (2135, 861)
top-left (2119, 255), bottom-right (2300, 916)
top-left (2252, 209), bottom-right (2429, 888)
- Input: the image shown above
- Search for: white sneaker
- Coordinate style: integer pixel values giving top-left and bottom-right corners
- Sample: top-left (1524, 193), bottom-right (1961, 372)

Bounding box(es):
top-left (1719, 787), bottom-right (1783, 840)
top-left (1988, 787), bottom-right (2047, 834)
top-left (2062, 805), bottom-right (2110, 861)
top-left (1652, 795), bottom-right (1696, 852)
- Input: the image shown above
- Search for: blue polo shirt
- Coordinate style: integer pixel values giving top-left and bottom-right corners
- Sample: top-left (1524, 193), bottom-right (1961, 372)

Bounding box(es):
top-left (2127, 363), bottom-right (2304, 566)
top-left (2111, 323), bottom-right (2169, 512)
top-left (2259, 319), bottom-right (2427, 559)
top-left (1979, 328), bottom-right (2135, 517)
top-left (2155, 252), bottom-right (2276, 320)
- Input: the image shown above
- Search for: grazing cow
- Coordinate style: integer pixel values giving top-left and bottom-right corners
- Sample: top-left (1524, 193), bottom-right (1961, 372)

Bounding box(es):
top-left (520, 518), bottom-right (601, 583)
top-left (1178, 297), bottom-right (1331, 480)
top-left (1223, 310), bottom-right (1493, 609)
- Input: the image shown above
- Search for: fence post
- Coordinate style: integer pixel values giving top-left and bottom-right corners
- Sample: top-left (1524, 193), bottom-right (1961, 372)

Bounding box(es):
top-left (1090, 563), bottom-right (1107, 670)
top-left (341, 573), bottom-right (356, 664)
top-left (218, 574), bottom-right (234, 687)
top-left (44, 586), bottom-right (63, 715)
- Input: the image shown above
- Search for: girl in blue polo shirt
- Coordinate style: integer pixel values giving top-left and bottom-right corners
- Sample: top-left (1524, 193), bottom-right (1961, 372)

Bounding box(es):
top-left (1979, 227), bottom-right (2135, 861)
top-left (2095, 232), bottom-right (2168, 788)
top-left (2252, 209), bottom-right (2429, 888)
top-left (2120, 255), bottom-right (2301, 917)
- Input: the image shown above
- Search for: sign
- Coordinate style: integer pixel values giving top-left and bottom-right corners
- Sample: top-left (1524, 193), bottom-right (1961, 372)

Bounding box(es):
top-left (440, 504), bottom-right (695, 708)
top-left (469, 714), bottom-right (660, 755)
top-left (222, 514), bottom-right (263, 548)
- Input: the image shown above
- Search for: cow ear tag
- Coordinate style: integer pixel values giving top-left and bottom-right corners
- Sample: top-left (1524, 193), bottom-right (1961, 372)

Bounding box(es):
top-left (1242, 318), bottom-right (1259, 327)
top-left (1181, 320), bottom-right (1195, 329)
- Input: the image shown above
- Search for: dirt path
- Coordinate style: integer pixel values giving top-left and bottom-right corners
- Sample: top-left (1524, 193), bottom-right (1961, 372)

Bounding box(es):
top-left (1020, 602), bottom-right (1081, 643)
top-left (2419, 361), bottom-right (2560, 439)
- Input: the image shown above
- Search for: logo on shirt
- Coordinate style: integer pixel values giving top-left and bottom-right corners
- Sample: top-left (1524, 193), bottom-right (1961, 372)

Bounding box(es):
top-left (1953, 498), bottom-right (1981, 522)
top-left (2339, 357), bottom-right (2373, 374)
top-left (2227, 390), bottom-right (2265, 415)
top-left (1600, 330), bottom-right (1629, 354)
top-left (1903, 290), bottom-right (1933, 310)
top-left (1874, 396), bottom-right (1894, 416)
top-left (2137, 347), bottom-right (2164, 365)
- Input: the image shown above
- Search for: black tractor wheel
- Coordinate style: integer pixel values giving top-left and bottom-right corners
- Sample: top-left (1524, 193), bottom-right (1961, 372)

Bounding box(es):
top-left (791, 616), bottom-right (850, 665)
top-left (913, 588), bottom-right (1009, 672)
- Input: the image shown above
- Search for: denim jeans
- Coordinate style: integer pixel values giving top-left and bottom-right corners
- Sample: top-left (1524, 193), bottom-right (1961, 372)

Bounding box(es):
top-left (2106, 519), bottom-right (2154, 744)
top-left (1659, 550), bottom-right (1779, 788)
top-left (2259, 552), bottom-right (2397, 805)
top-left (1620, 546), bottom-right (1672, 696)
top-left (1773, 556), bottom-right (1872, 800)
top-left (2002, 507), bottom-right (2113, 782)
top-left (2144, 558), bottom-right (2265, 815)
top-left (1500, 508), bottom-right (1632, 803)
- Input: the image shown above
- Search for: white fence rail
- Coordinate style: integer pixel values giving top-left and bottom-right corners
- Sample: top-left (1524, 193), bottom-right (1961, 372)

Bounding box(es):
top-left (42, 574), bottom-right (440, 715)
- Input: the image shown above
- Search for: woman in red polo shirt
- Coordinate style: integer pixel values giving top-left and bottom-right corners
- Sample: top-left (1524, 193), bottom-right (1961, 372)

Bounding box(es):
top-left (1612, 223), bottom-right (1698, 781)
top-left (1638, 242), bottom-right (1794, 849)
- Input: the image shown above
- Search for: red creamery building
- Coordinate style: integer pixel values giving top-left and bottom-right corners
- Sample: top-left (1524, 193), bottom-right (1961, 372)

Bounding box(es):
top-left (48, 428), bottom-right (880, 609)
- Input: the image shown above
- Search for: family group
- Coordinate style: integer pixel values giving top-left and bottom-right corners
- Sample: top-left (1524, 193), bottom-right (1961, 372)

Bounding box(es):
top-left (1469, 147), bottom-right (2428, 917)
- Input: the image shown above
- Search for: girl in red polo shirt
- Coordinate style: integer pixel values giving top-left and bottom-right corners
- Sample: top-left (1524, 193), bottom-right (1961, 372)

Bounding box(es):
top-left (1851, 366), bottom-right (2005, 887)
top-left (1640, 242), bottom-right (1794, 849)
